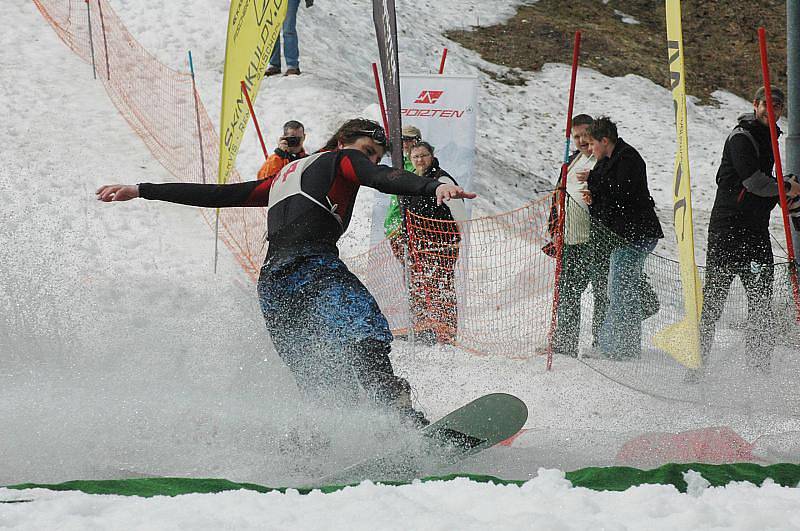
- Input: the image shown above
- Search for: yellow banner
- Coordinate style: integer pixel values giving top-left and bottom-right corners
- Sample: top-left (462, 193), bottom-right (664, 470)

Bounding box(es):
top-left (218, 0), bottom-right (287, 184)
top-left (652, 0), bottom-right (703, 369)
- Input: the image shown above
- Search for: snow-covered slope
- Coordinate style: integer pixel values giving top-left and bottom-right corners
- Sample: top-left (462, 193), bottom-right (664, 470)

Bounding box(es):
top-left (2, 1), bottom-right (799, 527)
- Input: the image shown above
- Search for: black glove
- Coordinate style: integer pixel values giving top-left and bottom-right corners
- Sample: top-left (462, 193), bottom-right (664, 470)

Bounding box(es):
top-left (305, 0), bottom-right (314, 7)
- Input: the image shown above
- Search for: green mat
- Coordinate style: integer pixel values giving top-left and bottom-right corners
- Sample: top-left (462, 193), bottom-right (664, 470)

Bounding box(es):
top-left (5, 463), bottom-right (800, 498)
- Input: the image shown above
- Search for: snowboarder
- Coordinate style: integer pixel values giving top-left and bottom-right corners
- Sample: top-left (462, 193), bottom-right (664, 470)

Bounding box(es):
top-left (96, 119), bottom-right (476, 427)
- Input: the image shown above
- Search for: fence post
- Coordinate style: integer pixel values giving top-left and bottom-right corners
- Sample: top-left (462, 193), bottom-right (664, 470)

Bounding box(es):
top-left (758, 27), bottom-right (800, 322)
top-left (96, 0), bottom-right (110, 80)
top-left (85, 0), bottom-right (97, 79)
top-left (188, 51), bottom-right (207, 184)
top-left (240, 80), bottom-right (269, 161)
top-left (547, 30), bottom-right (582, 370)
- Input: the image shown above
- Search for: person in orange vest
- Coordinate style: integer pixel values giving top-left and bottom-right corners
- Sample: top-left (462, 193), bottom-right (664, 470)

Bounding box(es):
top-left (257, 120), bottom-right (308, 180)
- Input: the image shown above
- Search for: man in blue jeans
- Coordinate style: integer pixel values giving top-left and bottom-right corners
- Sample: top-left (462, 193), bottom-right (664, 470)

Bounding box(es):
top-left (265, 0), bottom-right (312, 77)
top-left (580, 117), bottom-right (664, 359)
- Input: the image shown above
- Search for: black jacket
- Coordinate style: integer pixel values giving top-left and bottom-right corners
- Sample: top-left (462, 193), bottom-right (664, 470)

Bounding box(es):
top-left (139, 149), bottom-right (442, 257)
top-left (400, 158), bottom-right (459, 221)
top-left (587, 138), bottom-right (664, 242)
top-left (399, 158), bottom-right (461, 245)
top-left (709, 113), bottom-right (785, 234)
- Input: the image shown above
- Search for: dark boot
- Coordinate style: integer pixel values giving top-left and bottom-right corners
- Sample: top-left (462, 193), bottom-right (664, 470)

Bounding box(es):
top-left (264, 65), bottom-right (281, 77)
top-left (350, 339), bottom-right (430, 428)
top-left (390, 377), bottom-right (430, 428)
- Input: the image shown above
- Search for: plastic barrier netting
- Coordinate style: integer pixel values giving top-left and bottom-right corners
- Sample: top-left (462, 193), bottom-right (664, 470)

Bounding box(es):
top-left (346, 193), bottom-right (800, 415)
top-left (33, 0), bottom-right (267, 277)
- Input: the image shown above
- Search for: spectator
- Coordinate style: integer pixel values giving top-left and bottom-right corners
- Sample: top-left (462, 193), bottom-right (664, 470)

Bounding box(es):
top-left (384, 125), bottom-right (422, 241)
top-left (264, 0), bottom-right (314, 77)
top-left (550, 114), bottom-right (602, 357)
top-left (581, 117), bottom-right (664, 360)
top-left (257, 120), bottom-right (308, 181)
top-left (689, 87), bottom-right (800, 380)
top-left (404, 141), bottom-right (466, 345)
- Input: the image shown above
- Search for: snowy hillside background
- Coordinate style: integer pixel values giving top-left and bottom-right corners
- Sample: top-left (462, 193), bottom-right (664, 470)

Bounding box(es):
top-left (2, 0), bottom-right (800, 529)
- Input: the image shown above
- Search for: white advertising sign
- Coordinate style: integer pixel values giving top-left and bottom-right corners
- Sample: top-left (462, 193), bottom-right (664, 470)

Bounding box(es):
top-left (370, 74), bottom-right (478, 244)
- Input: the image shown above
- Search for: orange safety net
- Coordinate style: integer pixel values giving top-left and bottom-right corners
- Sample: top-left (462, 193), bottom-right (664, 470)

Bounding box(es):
top-left (346, 196), bottom-right (558, 359)
top-left (34, 0), bottom-right (266, 278)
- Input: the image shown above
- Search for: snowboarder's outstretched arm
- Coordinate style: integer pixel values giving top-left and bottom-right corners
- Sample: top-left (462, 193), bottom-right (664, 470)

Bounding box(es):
top-left (340, 150), bottom-right (476, 205)
top-left (96, 180), bottom-right (272, 207)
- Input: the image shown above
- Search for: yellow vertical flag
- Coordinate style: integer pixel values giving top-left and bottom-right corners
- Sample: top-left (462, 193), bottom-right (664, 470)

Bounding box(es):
top-left (652, 0), bottom-right (703, 369)
top-left (218, 0), bottom-right (287, 184)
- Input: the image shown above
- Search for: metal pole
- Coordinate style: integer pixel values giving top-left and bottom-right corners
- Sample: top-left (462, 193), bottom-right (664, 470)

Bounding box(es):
top-left (188, 51), bottom-right (207, 184)
top-left (787, 0), bottom-right (800, 266)
top-left (97, 0), bottom-right (110, 80)
top-left (85, 0), bottom-right (97, 79)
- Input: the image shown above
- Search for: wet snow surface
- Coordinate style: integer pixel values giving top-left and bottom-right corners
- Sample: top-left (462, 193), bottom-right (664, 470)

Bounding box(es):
top-left (2, 0), bottom-right (799, 529)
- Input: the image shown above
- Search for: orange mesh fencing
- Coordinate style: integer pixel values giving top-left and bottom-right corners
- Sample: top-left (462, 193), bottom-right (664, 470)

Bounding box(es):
top-left (346, 195), bottom-right (558, 359)
top-left (34, 0), bottom-right (265, 278)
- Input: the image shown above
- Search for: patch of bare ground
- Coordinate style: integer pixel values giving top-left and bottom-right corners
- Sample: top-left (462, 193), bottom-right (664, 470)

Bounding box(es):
top-left (447, 0), bottom-right (787, 103)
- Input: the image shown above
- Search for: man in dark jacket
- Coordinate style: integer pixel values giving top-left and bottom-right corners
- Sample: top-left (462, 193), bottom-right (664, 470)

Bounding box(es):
top-left (581, 117), bottom-right (664, 359)
top-left (694, 87), bottom-right (800, 377)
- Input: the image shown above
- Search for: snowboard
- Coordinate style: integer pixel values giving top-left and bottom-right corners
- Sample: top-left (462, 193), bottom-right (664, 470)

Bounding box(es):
top-left (317, 392), bottom-right (528, 484)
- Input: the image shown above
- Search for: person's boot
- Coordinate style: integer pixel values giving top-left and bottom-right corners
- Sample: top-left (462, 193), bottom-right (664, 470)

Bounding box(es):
top-left (264, 65), bottom-right (281, 77)
top-left (390, 377), bottom-right (430, 428)
top-left (398, 406), bottom-right (430, 429)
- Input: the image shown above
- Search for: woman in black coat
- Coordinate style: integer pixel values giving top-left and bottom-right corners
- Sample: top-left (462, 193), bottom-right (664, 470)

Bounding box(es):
top-left (402, 142), bottom-right (465, 345)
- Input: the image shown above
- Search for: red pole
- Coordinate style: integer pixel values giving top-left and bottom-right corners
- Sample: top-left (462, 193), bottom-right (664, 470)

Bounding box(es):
top-left (372, 62), bottom-right (390, 135)
top-left (547, 30), bottom-right (582, 370)
top-left (438, 47), bottom-right (448, 74)
top-left (240, 80), bottom-right (268, 161)
top-left (758, 27), bottom-right (800, 322)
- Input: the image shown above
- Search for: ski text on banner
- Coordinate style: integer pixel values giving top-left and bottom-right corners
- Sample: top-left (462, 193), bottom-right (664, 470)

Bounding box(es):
top-left (218, 0), bottom-right (287, 184)
top-left (653, 0), bottom-right (703, 369)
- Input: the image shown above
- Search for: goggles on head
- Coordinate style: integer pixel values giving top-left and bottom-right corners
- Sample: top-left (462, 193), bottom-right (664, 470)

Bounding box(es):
top-left (355, 127), bottom-right (392, 152)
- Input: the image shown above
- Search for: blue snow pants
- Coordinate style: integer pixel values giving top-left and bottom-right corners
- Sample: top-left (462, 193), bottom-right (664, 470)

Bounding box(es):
top-left (257, 247), bottom-right (406, 406)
